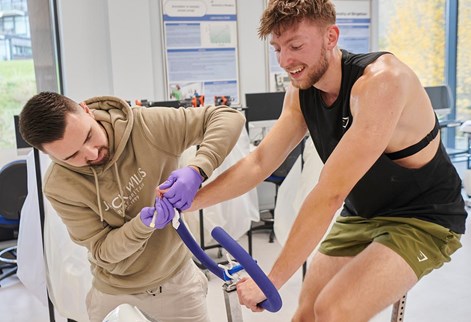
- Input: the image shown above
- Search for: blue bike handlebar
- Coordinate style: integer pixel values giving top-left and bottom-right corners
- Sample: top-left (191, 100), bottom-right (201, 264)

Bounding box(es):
top-left (175, 217), bottom-right (282, 312)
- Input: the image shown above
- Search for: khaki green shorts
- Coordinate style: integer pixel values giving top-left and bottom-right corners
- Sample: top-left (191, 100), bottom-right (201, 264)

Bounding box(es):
top-left (319, 215), bottom-right (462, 279)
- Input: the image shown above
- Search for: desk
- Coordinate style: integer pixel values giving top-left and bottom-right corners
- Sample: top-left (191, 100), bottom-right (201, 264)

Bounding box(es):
top-left (247, 120), bottom-right (276, 145)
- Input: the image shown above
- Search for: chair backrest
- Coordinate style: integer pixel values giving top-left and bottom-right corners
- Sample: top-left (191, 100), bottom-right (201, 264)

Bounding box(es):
top-left (424, 85), bottom-right (453, 116)
top-left (0, 160), bottom-right (28, 220)
top-left (14, 115), bottom-right (32, 149)
top-left (271, 139), bottom-right (305, 178)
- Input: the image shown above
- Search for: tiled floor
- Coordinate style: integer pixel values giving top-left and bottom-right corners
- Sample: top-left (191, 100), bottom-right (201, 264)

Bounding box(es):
top-left (2, 170), bottom-right (471, 322)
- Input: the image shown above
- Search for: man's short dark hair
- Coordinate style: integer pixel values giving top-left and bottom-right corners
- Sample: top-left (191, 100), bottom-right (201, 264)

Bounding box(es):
top-left (19, 91), bottom-right (79, 151)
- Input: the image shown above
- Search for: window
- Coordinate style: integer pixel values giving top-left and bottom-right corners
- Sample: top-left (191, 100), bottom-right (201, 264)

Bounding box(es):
top-left (377, 0), bottom-right (467, 150)
top-left (457, 1), bottom-right (471, 125)
top-left (0, 0), bottom-right (36, 164)
top-left (378, 0), bottom-right (446, 86)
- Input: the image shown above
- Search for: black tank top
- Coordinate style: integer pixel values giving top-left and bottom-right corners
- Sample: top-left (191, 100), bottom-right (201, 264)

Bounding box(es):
top-left (299, 50), bottom-right (467, 234)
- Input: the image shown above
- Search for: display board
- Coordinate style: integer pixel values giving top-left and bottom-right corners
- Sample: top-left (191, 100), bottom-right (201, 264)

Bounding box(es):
top-left (161, 0), bottom-right (240, 106)
top-left (335, 0), bottom-right (371, 53)
top-left (268, 0), bottom-right (372, 92)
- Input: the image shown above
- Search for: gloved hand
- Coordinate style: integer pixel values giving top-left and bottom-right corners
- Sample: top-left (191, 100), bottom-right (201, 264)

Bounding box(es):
top-left (158, 166), bottom-right (203, 210)
top-left (140, 197), bottom-right (175, 229)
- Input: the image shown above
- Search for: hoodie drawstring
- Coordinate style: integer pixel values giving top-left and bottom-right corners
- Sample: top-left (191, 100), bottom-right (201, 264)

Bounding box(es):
top-left (113, 163), bottom-right (126, 219)
top-left (90, 164), bottom-right (126, 223)
top-left (91, 167), bottom-right (104, 222)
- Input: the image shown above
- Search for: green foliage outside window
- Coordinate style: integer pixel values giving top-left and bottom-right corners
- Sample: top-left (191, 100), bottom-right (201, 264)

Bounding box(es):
top-left (379, 0), bottom-right (445, 87)
top-left (457, 2), bottom-right (471, 122)
top-left (0, 59), bottom-right (36, 148)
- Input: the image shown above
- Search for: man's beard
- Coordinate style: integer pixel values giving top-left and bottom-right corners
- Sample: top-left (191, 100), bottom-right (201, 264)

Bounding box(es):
top-left (291, 46), bottom-right (329, 90)
top-left (87, 146), bottom-right (110, 166)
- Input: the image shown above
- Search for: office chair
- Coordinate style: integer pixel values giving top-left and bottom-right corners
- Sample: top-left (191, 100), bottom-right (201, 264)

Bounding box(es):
top-left (0, 159), bottom-right (28, 286)
top-left (247, 139), bottom-right (305, 255)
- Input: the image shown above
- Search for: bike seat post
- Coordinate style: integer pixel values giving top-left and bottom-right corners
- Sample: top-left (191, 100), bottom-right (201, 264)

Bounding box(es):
top-left (390, 293), bottom-right (407, 322)
top-left (223, 281), bottom-right (243, 322)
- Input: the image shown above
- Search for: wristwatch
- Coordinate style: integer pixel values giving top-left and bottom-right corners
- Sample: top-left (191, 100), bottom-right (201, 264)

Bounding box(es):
top-left (197, 167), bottom-right (208, 182)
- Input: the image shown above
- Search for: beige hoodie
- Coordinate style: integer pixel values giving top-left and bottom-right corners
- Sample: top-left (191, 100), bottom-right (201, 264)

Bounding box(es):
top-left (43, 96), bottom-right (245, 294)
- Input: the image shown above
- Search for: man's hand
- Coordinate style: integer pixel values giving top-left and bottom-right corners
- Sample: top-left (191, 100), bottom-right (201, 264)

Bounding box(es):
top-left (140, 197), bottom-right (174, 229)
top-left (236, 277), bottom-right (266, 312)
top-left (158, 166), bottom-right (203, 210)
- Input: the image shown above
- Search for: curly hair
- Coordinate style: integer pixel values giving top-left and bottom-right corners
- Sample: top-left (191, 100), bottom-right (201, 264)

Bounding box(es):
top-left (19, 91), bottom-right (80, 151)
top-left (259, 0), bottom-right (336, 39)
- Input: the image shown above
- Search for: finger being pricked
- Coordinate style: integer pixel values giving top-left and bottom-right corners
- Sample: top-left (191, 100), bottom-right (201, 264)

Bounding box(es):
top-left (155, 186), bottom-right (169, 198)
top-left (236, 277), bottom-right (266, 312)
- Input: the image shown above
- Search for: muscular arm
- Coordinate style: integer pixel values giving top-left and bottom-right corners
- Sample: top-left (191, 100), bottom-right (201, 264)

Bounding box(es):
top-left (189, 85), bottom-right (308, 211)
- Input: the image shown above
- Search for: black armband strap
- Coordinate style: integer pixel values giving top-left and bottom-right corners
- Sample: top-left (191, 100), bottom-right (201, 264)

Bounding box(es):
top-left (386, 116), bottom-right (439, 160)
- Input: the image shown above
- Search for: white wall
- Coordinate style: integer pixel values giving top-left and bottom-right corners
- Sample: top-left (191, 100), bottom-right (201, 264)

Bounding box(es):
top-left (0, 148), bottom-right (28, 169)
top-left (57, 0), bottom-right (113, 101)
top-left (56, 0), bottom-right (273, 206)
top-left (57, 0), bottom-right (268, 104)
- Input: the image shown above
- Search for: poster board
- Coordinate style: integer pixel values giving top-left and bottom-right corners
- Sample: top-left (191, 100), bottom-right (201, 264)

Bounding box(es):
top-left (161, 0), bottom-right (240, 106)
top-left (268, 0), bottom-right (372, 92)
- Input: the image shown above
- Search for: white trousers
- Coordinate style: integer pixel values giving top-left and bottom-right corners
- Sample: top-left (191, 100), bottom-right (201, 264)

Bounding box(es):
top-left (86, 260), bottom-right (209, 322)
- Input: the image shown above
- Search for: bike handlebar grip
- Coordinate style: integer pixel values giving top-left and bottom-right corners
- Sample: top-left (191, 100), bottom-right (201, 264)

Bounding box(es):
top-left (175, 218), bottom-right (225, 280)
top-left (211, 226), bottom-right (282, 312)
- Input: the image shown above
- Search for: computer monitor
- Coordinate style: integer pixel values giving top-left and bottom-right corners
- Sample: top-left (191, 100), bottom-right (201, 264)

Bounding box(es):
top-left (424, 85), bottom-right (452, 116)
top-left (245, 92), bottom-right (285, 143)
top-left (245, 92), bottom-right (285, 122)
top-left (13, 115), bottom-right (32, 150)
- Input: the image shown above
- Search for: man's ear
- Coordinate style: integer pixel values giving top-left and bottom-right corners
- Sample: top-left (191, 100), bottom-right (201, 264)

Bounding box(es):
top-left (79, 102), bottom-right (88, 110)
top-left (80, 102), bottom-right (95, 118)
top-left (325, 25), bottom-right (339, 49)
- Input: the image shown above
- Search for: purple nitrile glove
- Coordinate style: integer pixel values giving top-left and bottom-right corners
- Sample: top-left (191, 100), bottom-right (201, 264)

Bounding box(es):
top-left (158, 166), bottom-right (203, 211)
top-left (140, 197), bottom-right (175, 229)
